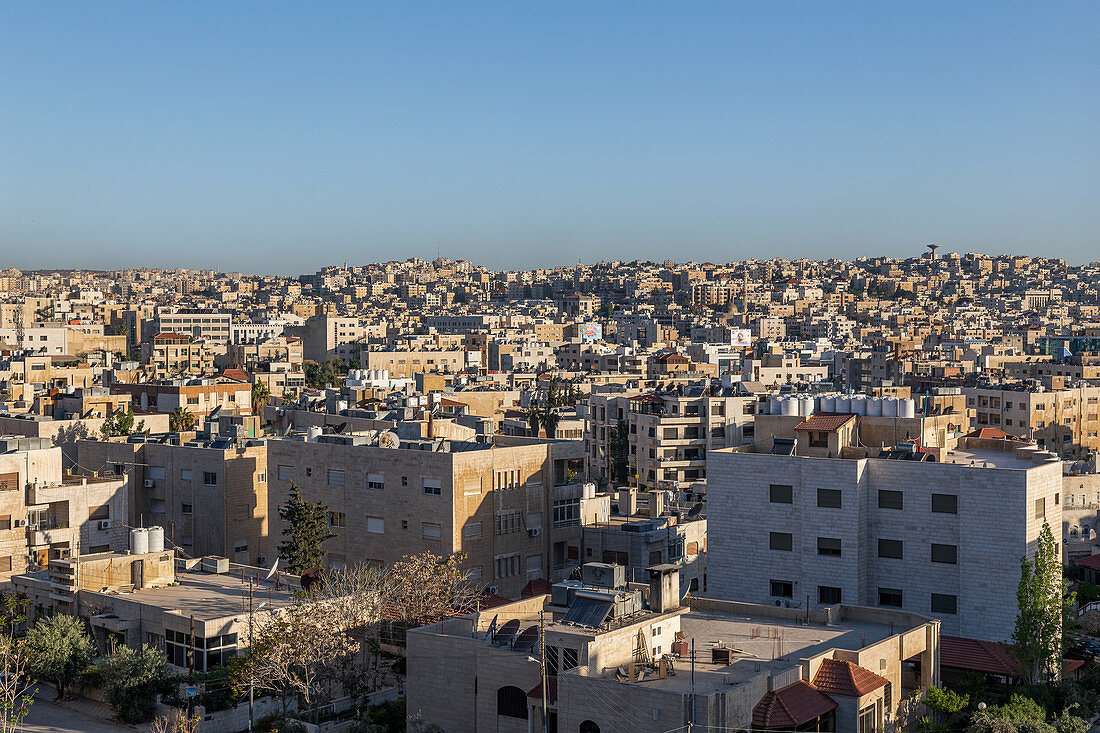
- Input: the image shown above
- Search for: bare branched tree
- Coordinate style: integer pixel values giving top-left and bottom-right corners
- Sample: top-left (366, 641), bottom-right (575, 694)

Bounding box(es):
top-left (151, 710), bottom-right (201, 733)
top-left (0, 635), bottom-right (34, 733)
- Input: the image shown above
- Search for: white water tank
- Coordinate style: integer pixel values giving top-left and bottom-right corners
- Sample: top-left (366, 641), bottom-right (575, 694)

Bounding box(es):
top-left (820, 395), bottom-right (836, 412)
top-left (850, 396), bottom-right (866, 416)
top-left (131, 528), bottom-right (149, 555)
top-left (769, 396), bottom-right (781, 415)
top-left (865, 397), bottom-right (883, 417)
top-left (780, 397), bottom-right (799, 416)
top-left (899, 398), bottom-right (916, 418)
top-left (147, 526), bottom-right (165, 553)
top-left (307, 426), bottom-right (322, 443)
top-left (800, 396), bottom-right (815, 417)
top-left (882, 397), bottom-right (898, 417)
top-left (835, 397), bottom-right (851, 413)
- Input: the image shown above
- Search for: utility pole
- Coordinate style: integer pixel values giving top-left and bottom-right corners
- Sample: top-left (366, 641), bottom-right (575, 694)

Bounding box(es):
top-left (536, 607), bottom-right (545, 730)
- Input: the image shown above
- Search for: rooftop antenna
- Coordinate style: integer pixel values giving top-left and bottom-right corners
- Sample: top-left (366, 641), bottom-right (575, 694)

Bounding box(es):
top-left (926, 244), bottom-right (941, 260)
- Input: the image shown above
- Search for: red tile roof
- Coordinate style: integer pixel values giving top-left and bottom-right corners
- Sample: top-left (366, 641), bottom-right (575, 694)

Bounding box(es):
top-left (811, 658), bottom-right (888, 697)
top-left (794, 412), bottom-right (856, 432)
top-left (942, 635), bottom-right (1085, 680)
top-left (1077, 554), bottom-right (1100, 571)
top-left (752, 680), bottom-right (837, 729)
top-left (526, 675), bottom-right (558, 703)
top-left (218, 369), bottom-right (250, 383)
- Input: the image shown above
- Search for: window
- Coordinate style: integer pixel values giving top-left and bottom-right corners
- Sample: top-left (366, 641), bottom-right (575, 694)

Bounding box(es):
top-left (771, 580), bottom-right (794, 598)
top-left (202, 472), bottom-right (217, 486)
top-left (770, 532), bottom-right (793, 551)
top-left (181, 503), bottom-right (193, 515)
top-left (277, 465), bottom-right (292, 481)
top-left (858, 704), bottom-right (877, 733)
top-left (234, 540), bottom-right (248, 554)
top-left (878, 490), bottom-right (903, 510)
top-left (366, 516), bottom-right (384, 534)
top-left (0, 557), bottom-right (10, 573)
top-left (463, 521), bottom-right (482, 540)
top-left (497, 686), bottom-right (528, 720)
top-left (562, 647), bottom-right (579, 671)
top-left (367, 473), bottom-right (384, 491)
top-left (423, 478), bottom-right (442, 496)
top-left (769, 484), bottom-right (793, 503)
top-left (526, 554), bottom-right (543, 573)
top-left (328, 512), bottom-right (346, 528)
top-left (89, 504), bottom-right (110, 521)
top-left (817, 488), bottom-right (842, 508)
top-left (401, 520), bottom-right (408, 531)
top-left (879, 588), bottom-right (903, 607)
top-left (422, 522), bottom-right (442, 540)
top-left (553, 498), bottom-right (580, 527)
top-left (878, 539), bottom-right (903, 559)
top-left (817, 537), bottom-right (842, 557)
top-left (0, 516), bottom-right (9, 531)
top-left (327, 469), bottom-right (345, 487)
top-left (931, 544), bottom-right (957, 564)
top-left (401, 475), bottom-right (408, 486)
top-left (931, 493), bottom-right (958, 513)
top-left (818, 586), bottom-right (842, 604)
top-left (931, 593), bottom-right (958, 614)
top-left (256, 472), bottom-right (266, 483)
top-left (1035, 497), bottom-right (1046, 519)
top-left (180, 468), bottom-right (192, 481)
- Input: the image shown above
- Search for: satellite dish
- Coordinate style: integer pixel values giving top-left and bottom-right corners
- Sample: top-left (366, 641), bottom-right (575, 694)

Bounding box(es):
top-left (378, 431), bottom-right (399, 449)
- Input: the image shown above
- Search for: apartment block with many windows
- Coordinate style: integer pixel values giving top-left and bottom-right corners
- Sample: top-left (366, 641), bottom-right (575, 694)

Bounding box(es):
top-left (706, 436), bottom-right (1062, 640)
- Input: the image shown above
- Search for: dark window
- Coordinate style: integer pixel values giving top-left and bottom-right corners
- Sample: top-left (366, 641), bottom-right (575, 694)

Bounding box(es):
top-left (202, 472), bottom-right (217, 486)
top-left (931, 593), bottom-right (958, 614)
top-left (770, 532), bottom-right (793, 551)
top-left (931, 544), bottom-right (957, 564)
top-left (931, 494), bottom-right (958, 514)
top-left (497, 686), bottom-right (528, 719)
top-left (879, 588), bottom-right (903, 607)
top-left (561, 647), bottom-right (579, 671)
top-left (817, 537), bottom-right (842, 557)
top-left (181, 503), bottom-right (193, 515)
top-left (818, 586), bottom-right (842, 605)
top-left (878, 490), bottom-right (903, 510)
top-left (770, 580), bottom-right (793, 598)
top-left (580, 722), bottom-right (600, 733)
top-left (817, 489), bottom-right (842, 508)
top-left (769, 484), bottom-right (793, 504)
top-left (878, 539), bottom-right (903, 559)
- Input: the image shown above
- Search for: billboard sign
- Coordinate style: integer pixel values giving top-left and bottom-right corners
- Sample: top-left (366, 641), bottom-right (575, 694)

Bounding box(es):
top-left (731, 329), bottom-right (752, 348)
top-left (581, 323), bottom-right (602, 341)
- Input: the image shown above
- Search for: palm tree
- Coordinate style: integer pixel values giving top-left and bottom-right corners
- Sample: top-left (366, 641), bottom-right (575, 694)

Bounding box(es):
top-left (251, 381), bottom-right (270, 417)
top-left (541, 408), bottom-right (561, 439)
top-left (169, 406), bottom-right (195, 432)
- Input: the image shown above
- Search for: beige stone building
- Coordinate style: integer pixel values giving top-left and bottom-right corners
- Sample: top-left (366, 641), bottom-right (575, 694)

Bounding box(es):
top-left (76, 436), bottom-right (269, 565)
top-left (0, 437), bottom-right (127, 582)
top-left (965, 381), bottom-right (1100, 458)
top-left (266, 433), bottom-right (589, 598)
top-left (407, 568), bottom-right (939, 733)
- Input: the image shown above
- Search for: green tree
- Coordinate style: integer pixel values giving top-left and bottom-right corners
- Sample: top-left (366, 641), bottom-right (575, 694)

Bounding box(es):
top-left (1012, 523), bottom-right (1072, 684)
top-left (278, 483), bottom-right (337, 574)
top-left (540, 408), bottom-right (561, 439)
top-left (102, 644), bottom-right (172, 724)
top-left (169, 406), bottom-right (195, 432)
top-left (22, 615), bottom-right (93, 700)
top-left (251, 381), bottom-right (271, 417)
top-left (101, 407), bottom-right (145, 437)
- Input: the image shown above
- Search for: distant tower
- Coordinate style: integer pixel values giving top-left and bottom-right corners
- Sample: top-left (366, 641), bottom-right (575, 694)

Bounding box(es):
top-left (926, 244), bottom-right (941, 260)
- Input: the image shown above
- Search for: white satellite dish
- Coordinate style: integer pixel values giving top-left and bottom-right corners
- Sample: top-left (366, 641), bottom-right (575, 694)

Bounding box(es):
top-left (378, 431), bottom-right (399, 449)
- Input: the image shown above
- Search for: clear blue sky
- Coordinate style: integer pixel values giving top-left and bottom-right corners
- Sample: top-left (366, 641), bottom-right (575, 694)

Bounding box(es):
top-left (1, 2), bottom-right (1097, 273)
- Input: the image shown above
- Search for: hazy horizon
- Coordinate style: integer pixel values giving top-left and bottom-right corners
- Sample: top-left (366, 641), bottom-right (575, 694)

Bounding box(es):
top-left (2, 2), bottom-right (1097, 272)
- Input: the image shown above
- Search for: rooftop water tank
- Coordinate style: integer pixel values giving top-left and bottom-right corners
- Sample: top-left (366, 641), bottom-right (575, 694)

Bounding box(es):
top-left (800, 397), bottom-right (815, 417)
top-left (899, 398), bottom-right (916, 419)
top-left (882, 397), bottom-right (898, 417)
top-left (147, 526), bottom-right (165, 553)
top-left (835, 397), bottom-right (851, 413)
top-left (865, 398), bottom-right (883, 417)
top-left (131, 528), bottom-right (149, 555)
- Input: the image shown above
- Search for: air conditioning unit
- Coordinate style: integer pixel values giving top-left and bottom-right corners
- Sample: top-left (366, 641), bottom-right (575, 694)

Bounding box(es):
top-left (98, 520), bottom-right (112, 531)
top-left (527, 527), bottom-right (541, 537)
top-left (14, 519), bottom-right (28, 528)
top-left (143, 479), bottom-right (156, 488)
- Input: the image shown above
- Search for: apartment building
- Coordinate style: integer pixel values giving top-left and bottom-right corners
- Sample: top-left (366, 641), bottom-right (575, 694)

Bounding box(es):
top-left (965, 381), bottom-right (1100, 458)
top-left (76, 435), bottom-right (269, 565)
top-left (111, 379), bottom-right (253, 419)
top-left (155, 309), bottom-right (233, 342)
top-left (707, 436), bottom-right (1062, 640)
top-left (0, 437), bottom-right (127, 582)
top-left (407, 567), bottom-right (939, 733)
top-left (266, 433), bottom-right (590, 598)
top-left (585, 386), bottom-right (756, 492)
top-left (142, 333), bottom-right (219, 377)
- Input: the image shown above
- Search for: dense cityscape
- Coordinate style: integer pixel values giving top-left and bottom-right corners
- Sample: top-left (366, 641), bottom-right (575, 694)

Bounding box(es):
top-left (0, 250), bottom-right (1097, 731)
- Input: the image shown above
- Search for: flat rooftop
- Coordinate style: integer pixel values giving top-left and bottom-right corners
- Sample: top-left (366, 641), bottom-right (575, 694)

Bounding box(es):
top-left (938, 447), bottom-right (1049, 470)
top-left (576, 608), bottom-right (898, 694)
top-left (98, 569), bottom-right (296, 621)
